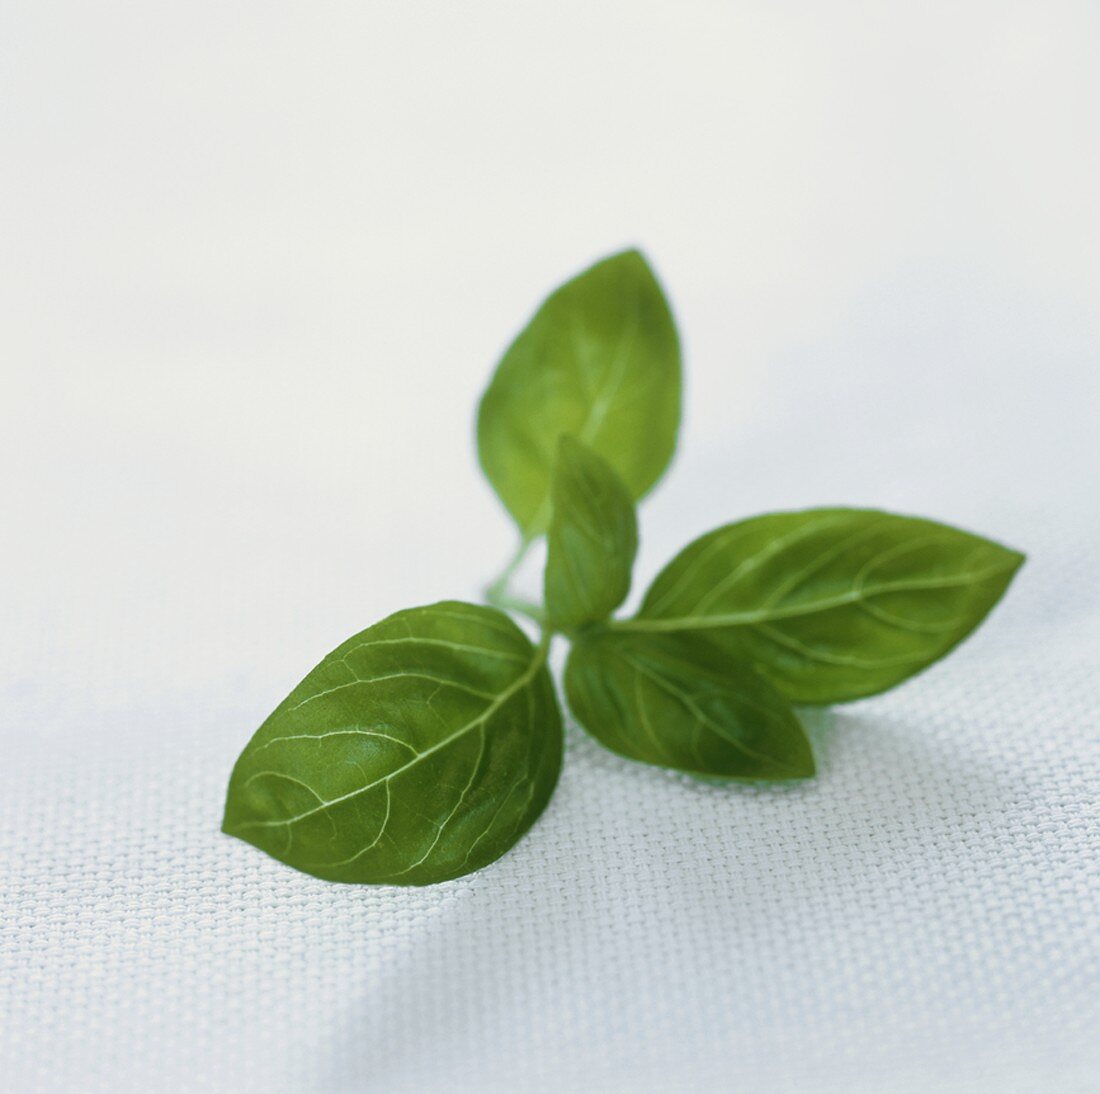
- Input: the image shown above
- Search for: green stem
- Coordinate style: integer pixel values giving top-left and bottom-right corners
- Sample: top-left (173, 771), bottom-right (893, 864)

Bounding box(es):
top-left (484, 539), bottom-right (532, 602)
top-left (486, 588), bottom-right (546, 627)
top-left (484, 538), bottom-right (546, 627)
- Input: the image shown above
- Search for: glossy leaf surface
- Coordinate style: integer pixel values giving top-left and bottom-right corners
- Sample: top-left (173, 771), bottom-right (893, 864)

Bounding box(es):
top-left (544, 435), bottom-right (638, 630)
top-left (477, 249), bottom-right (681, 536)
top-left (223, 602), bottom-right (562, 885)
top-left (565, 628), bottom-right (814, 779)
top-left (635, 508), bottom-right (1024, 703)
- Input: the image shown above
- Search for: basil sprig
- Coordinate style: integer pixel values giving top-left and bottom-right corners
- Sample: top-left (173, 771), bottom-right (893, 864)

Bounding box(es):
top-left (224, 249), bottom-right (1024, 885)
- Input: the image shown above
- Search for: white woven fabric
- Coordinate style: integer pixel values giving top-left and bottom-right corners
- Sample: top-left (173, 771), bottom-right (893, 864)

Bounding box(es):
top-left (2, 3), bottom-right (1098, 1091)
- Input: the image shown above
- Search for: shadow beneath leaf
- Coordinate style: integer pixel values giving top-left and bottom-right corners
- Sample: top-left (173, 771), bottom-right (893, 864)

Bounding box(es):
top-left (310, 704), bottom-right (1025, 1092)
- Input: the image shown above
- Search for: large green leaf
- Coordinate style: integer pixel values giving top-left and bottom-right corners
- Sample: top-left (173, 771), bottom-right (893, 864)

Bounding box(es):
top-left (544, 435), bottom-right (638, 630)
top-left (632, 508), bottom-right (1025, 704)
top-left (222, 602), bottom-right (562, 885)
top-left (477, 249), bottom-right (681, 537)
top-left (565, 628), bottom-right (814, 779)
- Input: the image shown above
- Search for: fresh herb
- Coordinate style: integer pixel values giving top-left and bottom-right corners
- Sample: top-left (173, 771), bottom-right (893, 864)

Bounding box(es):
top-left (223, 249), bottom-right (1024, 885)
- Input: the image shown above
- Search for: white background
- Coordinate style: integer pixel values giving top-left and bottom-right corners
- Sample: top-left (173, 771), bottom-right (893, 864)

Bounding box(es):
top-left (1, 3), bottom-right (1098, 1092)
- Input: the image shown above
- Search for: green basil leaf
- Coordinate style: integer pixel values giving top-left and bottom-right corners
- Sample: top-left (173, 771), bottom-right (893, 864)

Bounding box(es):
top-left (634, 508), bottom-right (1025, 704)
top-left (477, 249), bottom-right (681, 537)
top-left (544, 435), bottom-right (639, 630)
top-left (564, 628), bottom-right (814, 779)
top-left (222, 601), bottom-right (562, 885)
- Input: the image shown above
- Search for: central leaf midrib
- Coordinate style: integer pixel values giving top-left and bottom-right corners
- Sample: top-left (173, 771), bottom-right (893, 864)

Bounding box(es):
top-left (624, 563), bottom-right (1013, 634)
top-left (526, 300), bottom-right (641, 534)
